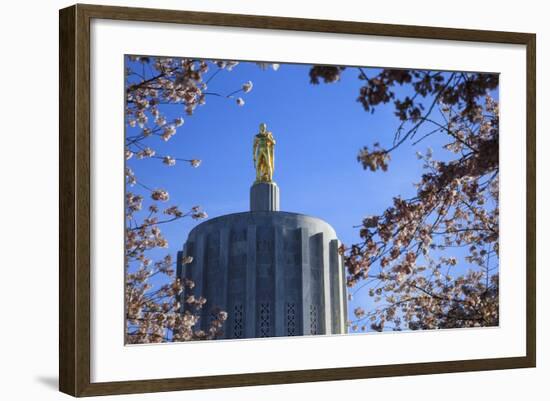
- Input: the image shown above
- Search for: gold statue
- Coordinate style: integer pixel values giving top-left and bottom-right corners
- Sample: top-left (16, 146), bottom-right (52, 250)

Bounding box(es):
top-left (253, 123), bottom-right (276, 183)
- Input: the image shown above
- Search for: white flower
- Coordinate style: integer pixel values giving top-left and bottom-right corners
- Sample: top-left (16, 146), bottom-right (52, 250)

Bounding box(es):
top-left (256, 62), bottom-right (280, 71)
top-left (162, 125), bottom-right (176, 141)
top-left (163, 156), bottom-right (176, 166)
top-left (164, 205), bottom-right (182, 217)
top-left (226, 61), bottom-right (239, 71)
top-left (190, 159), bottom-right (201, 168)
top-left (138, 147), bottom-right (155, 159)
top-left (354, 307), bottom-right (366, 318)
top-left (236, 98), bottom-right (245, 106)
top-left (242, 81), bottom-right (253, 93)
top-left (174, 117), bottom-right (184, 127)
top-left (154, 116), bottom-right (166, 126)
top-left (151, 189), bottom-right (169, 201)
top-left (125, 150), bottom-right (133, 160)
top-left (192, 211), bottom-right (208, 220)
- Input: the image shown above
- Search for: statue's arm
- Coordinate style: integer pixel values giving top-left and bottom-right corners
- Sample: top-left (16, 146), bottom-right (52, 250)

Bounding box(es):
top-left (269, 140), bottom-right (275, 171)
top-left (253, 137), bottom-right (258, 163)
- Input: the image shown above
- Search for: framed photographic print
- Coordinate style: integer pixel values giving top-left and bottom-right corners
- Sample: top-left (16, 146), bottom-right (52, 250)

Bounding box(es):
top-left (59, 3), bottom-right (536, 397)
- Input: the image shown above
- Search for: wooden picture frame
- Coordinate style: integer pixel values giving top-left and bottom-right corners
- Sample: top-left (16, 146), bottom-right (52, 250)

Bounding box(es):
top-left (59, 3), bottom-right (536, 397)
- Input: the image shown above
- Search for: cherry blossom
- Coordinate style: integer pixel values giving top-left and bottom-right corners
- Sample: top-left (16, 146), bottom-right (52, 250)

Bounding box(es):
top-left (310, 66), bottom-right (500, 331)
top-left (124, 56), bottom-right (272, 343)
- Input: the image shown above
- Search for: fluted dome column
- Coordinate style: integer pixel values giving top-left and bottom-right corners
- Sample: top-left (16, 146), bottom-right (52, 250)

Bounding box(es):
top-left (178, 211), bottom-right (348, 339)
top-left (250, 182), bottom-right (280, 211)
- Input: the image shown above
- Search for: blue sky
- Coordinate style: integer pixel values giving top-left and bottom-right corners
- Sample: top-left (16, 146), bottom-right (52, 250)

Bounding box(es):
top-left (127, 61), bottom-right (427, 245)
top-left (126, 58), bottom-right (497, 333)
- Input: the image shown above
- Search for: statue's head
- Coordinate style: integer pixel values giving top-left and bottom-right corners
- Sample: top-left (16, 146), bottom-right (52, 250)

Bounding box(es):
top-left (259, 123), bottom-right (267, 133)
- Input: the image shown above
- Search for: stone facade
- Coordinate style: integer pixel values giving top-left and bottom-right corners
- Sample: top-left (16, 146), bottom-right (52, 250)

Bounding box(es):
top-left (177, 182), bottom-right (347, 339)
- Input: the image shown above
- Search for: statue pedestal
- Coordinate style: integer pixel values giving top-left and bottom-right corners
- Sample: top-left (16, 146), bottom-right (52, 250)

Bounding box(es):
top-left (250, 182), bottom-right (280, 211)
